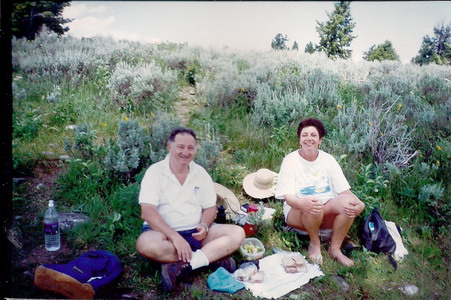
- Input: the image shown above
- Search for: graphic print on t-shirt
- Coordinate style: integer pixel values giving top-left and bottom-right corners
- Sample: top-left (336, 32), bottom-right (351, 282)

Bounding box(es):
top-left (298, 168), bottom-right (332, 201)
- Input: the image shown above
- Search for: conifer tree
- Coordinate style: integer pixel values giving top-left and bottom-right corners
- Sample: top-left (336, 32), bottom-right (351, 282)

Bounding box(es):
top-left (315, 1), bottom-right (356, 59)
top-left (271, 33), bottom-right (289, 50)
top-left (11, 1), bottom-right (71, 40)
top-left (292, 41), bottom-right (299, 51)
top-left (363, 40), bottom-right (400, 62)
top-left (304, 41), bottom-right (315, 54)
top-left (412, 22), bottom-right (451, 65)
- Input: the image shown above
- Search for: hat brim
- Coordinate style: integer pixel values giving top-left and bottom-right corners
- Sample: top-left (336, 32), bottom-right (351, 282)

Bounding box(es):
top-left (242, 171), bottom-right (278, 199)
top-left (214, 183), bottom-right (241, 218)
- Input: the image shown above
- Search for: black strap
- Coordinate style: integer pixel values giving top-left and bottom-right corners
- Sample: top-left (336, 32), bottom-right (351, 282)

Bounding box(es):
top-left (388, 254), bottom-right (397, 270)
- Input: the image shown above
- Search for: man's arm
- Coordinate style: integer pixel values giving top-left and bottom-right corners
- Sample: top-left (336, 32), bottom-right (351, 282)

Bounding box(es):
top-left (192, 206), bottom-right (217, 241)
top-left (140, 203), bottom-right (193, 262)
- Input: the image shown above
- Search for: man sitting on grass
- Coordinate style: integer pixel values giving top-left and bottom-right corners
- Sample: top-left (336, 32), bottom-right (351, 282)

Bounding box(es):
top-left (136, 127), bottom-right (245, 292)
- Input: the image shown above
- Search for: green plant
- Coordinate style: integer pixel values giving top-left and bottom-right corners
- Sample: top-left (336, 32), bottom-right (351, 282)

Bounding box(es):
top-left (194, 124), bottom-right (222, 173)
top-left (55, 159), bottom-right (114, 206)
top-left (64, 123), bottom-right (97, 159)
top-left (245, 204), bottom-right (266, 226)
top-left (186, 64), bottom-right (197, 86)
top-left (13, 108), bottom-right (42, 141)
top-left (103, 119), bottom-right (149, 182)
top-left (149, 112), bottom-right (181, 163)
top-left (352, 163), bottom-right (389, 213)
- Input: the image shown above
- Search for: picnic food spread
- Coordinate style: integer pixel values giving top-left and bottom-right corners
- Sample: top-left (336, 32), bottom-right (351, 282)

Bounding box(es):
top-left (243, 244), bottom-right (262, 254)
top-left (281, 254), bottom-right (308, 273)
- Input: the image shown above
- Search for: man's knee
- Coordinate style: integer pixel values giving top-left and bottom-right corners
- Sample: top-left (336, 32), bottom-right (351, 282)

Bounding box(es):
top-left (211, 224), bottom-right (245, 245)
top-left (136, 234), bottom-right (163, 258)
top-left (233, 225), bottom-right (246, 243)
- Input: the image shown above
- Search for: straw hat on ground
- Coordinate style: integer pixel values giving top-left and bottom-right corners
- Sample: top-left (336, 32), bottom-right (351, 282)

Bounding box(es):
top-left (243, 168), bottom-right (278, 199)
top-left (214, 182), bottom-right (241, 218)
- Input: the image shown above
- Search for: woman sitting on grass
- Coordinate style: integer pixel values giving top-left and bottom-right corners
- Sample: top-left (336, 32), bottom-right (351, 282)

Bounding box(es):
top-left (275, 118), bottom-right (364, 267)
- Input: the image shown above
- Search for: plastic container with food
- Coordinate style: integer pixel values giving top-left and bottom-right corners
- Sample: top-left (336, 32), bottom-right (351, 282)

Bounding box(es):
top-left (240, 238), bottom-right (265, 260)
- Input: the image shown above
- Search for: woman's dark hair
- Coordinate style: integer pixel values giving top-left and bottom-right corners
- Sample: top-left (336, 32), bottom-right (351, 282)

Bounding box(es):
top-left (297, 118), bottom-right (326, 139)
top-left (168, 127), bottom-right (197, 143)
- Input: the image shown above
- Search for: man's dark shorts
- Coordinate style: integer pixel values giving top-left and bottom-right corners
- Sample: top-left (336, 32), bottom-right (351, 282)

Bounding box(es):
top-left (142, 224), bottom-right (201, 251)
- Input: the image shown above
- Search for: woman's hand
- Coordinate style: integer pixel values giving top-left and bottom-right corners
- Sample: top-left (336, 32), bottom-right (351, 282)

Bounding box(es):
top-left (341, 192), bottom-right (365, 218)
top-left (300, 195), bottom-right (324, 215)
top-left (192, 223), bottom-right (208, 242)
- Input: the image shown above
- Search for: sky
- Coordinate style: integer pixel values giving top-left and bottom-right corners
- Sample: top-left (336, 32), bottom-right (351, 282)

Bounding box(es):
top-left (62, 1), bottom-right (451, 63)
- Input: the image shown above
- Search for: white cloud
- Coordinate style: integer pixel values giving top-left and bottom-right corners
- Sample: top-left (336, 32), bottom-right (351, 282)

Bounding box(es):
top-left (63, 3), bottom-right (88, 19)
top-left (67, 16), bottom-right (116, 38)
top-left (66, 13), bottom-right (162, 44)
top-left (64, 3), bottom-right (107, 19)
top-left (103, 30), bottom-right (162, 44)
top-left (89, 6), bottom-right (107, 14)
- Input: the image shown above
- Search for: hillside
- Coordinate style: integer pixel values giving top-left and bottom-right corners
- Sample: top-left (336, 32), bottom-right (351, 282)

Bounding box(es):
top-left (9, 29), bottom-right (451, 299)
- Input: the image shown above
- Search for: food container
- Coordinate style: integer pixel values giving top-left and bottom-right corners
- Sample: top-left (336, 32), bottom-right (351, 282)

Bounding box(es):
top-left (247, 204), bottom-right (259, 213)
top-left (240, 238), bottom-right (265, 260)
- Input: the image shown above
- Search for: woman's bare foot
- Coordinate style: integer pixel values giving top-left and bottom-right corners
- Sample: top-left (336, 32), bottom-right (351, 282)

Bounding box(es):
top-left (328, 248), bottom-right (354, 267)
top-left (308, 243), bottom-right (323, 265)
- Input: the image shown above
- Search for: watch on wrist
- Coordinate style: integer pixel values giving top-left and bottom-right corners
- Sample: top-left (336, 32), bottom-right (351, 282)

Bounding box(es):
top-left (200, 222), bottom-right (209, 232)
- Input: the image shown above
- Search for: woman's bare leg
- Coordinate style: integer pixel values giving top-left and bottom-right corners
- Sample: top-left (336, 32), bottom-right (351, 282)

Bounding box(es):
top-left (287, 209), bottom-right (323, 264)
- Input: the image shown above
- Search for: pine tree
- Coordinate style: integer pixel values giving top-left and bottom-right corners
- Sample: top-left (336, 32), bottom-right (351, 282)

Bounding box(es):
top-left (412, 22), bottom-right (451, 65)
top-left (304, 41), bottom-right (316, 54)
top-left (292, 41), bottom-right (299, 51)
top-left (11, 1), bottom-right (72, 40)
top-left (271, 33), bottom-right (289, 50)
top-left (316, 1), bottom-right (356, 59)
top-left (363, 40), bottom-right (400, 62)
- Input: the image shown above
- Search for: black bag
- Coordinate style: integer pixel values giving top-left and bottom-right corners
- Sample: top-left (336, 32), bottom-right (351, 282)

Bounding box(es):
top-left (359, 208), bottom-right (397, 269)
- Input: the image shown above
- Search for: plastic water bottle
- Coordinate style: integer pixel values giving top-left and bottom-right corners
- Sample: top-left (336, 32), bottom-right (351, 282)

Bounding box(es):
top-left (44, 200), bottom-right (60, 251)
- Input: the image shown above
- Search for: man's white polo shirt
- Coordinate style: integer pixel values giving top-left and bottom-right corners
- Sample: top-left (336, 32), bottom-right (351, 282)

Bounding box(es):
top-left (139, 154), bottom-right (216, 231)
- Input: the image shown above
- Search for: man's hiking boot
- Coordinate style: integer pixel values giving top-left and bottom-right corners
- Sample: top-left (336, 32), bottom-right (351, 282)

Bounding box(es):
top-left (209, 256), bottom-right (236, 273)
top-left (161, 262), bottom-right (192, 293)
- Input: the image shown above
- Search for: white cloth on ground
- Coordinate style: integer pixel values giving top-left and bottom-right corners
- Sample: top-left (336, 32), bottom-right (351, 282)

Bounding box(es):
top-left (240, 252), bottom-right (324, 299)
top-left (385, 221), bottom-right (408, 261)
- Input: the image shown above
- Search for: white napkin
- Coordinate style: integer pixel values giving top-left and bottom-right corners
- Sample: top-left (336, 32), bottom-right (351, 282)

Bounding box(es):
top-left (240, 252), bottom-right (324, 299)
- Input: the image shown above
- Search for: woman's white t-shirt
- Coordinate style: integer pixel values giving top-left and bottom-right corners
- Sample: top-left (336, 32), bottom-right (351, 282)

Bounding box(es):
top-left (275, 150), bottom-right (350, 218)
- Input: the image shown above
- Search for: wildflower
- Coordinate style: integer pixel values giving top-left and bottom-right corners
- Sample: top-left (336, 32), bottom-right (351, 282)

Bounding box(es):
top-left (241, 88), bottom-right (245, 92)
top-left (436, 160), bottom-right (440, 166)
top-left (337, 104), bottom-right (343, 110)
top-left (436, 145), bottom-right (442, 151)
top-left (101, 123), bottom-right (107, 127)
top-left (124, 116), bottom-right (129, 121)
top-left (397, 103), bottom-right (403, 112)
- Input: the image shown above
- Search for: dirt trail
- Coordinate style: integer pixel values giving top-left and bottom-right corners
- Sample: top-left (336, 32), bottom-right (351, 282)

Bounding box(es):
top-left (174, 86), bottom-right (202, 125)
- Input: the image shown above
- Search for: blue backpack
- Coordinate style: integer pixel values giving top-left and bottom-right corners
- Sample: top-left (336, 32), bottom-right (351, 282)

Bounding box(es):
top-left (34, 250), bottom-right (122, 299)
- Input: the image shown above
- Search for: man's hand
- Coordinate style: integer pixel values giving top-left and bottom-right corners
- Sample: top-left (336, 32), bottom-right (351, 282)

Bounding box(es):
top-left (170, 233), bottom-right (193, 262)
top-left (192, 223), bottom-right (208, 241)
